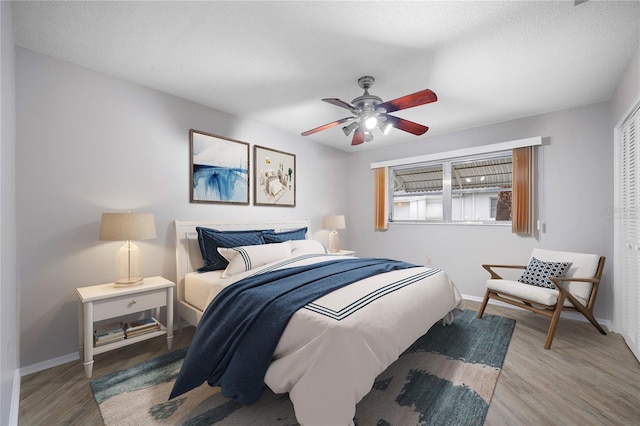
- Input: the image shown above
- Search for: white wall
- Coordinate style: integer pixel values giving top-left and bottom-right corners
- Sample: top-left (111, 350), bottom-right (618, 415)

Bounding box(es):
top-left (346, 101), bottom-right (615, 320)
top-left (610, 46), bottom-right (639, 127)
top-left (16, 48), bottom-right (350, 368)
top-left (1, 1), bottom-right (18, 424)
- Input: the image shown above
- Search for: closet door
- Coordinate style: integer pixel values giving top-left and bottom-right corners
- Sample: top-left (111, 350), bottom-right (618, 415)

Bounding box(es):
top-left (619, 106), bottom-right (639, 361)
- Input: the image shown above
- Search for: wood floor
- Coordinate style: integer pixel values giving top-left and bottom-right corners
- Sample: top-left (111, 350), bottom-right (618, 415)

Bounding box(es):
top-left (18, 301), bottom-right (640, 425)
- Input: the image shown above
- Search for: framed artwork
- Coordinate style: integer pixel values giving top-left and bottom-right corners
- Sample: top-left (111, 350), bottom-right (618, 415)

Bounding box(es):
top-left (190, 129), bottom-right (250, 205)
top-left (253, 145), bottom-right (296, 207)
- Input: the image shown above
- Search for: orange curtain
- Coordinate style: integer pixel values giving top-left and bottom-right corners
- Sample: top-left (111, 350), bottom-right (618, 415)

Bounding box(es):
top-left (374, 167), bottom-right (388, 230)
top-left (512, 146), bottom-right (534, 235)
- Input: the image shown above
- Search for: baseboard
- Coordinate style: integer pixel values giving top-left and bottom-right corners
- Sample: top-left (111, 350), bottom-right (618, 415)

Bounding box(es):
top-left (461, 294), bottom-right (613, 330)
top-left (20, 321), bottom-right (187, 377)
top-left (20, 352), bottom-right (79, 377)
top-left (9, 369), bottom-right (20, 426)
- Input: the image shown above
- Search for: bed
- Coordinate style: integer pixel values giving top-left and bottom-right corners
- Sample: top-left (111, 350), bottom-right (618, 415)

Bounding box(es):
top-left (173, 219), bottom-right (464, 425)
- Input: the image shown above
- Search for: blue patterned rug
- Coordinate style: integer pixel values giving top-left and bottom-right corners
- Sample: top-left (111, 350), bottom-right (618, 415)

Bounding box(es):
top-left (91, 310), bottom-right (515, 425)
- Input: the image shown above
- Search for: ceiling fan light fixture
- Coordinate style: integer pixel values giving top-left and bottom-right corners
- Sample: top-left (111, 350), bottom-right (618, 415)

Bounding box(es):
top-left (342, 121), bottom-right (359, 136)
top-left (364, 116), bottom-right (378, 130)
top-left (364, 132), bottom-right (374, 143)
top-left (379, 122), bottom-right (392, 135)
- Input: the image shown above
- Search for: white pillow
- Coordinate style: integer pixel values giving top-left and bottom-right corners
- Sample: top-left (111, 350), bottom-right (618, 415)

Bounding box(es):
top-left (217, 241), bottom-right (292, 278)
top-left (290, 239), bottom-right (327, 256)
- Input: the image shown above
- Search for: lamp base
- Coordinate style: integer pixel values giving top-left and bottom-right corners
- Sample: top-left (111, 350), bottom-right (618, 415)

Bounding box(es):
top-left (114, 241), bottom-right (144, 287)
top-left (114, 277), bottom-right (144, 287)
top-left (328, 229), bottom-right (340, 253)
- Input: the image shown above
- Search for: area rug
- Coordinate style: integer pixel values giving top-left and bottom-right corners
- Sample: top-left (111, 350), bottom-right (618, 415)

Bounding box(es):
top-left (91, 310), bottom-right (515, 425)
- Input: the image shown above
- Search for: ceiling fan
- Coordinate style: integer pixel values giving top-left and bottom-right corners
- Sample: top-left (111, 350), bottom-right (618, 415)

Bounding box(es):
top-left (301, 76), bottom-right (437, 146)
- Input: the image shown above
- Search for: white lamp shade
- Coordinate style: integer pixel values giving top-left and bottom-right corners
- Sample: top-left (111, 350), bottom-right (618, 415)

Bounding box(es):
top-left (323, 215), bottom-right (346, 230)
top-left (99, 213), bottom-right (156, 241)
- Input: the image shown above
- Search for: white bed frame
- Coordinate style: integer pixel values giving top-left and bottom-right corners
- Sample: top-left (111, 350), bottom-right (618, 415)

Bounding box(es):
top-left (174, 219), bottom-right (311, 327)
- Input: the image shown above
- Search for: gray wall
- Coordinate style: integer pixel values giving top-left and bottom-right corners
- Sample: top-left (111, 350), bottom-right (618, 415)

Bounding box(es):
top-left (16, 48), bottom-right (349, 368)
top-left (15, 40), bottom-right (640, 370)
top-left (1, 2), bottom-right (18, 424)
top-left (610, 46), bottom-right (639, 127)
top-left (346, 101), bottom-right (615, 320)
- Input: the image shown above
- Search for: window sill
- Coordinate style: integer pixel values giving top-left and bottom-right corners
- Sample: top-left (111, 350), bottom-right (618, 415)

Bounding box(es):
top-left (390, 220), bottom-right (512, 227)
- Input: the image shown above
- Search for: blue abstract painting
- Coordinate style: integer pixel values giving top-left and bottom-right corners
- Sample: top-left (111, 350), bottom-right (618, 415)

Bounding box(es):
top-left (190, 130), bottom-right (249, 204)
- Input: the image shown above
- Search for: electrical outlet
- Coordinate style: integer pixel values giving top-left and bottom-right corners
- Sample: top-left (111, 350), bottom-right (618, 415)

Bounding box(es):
top-left (426, 257), bottom-right (432, 265)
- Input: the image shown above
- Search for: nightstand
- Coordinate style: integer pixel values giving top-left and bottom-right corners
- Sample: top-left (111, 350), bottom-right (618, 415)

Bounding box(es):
top-left (76, 276), bottom-right (175, 378)
top-left (327, 250), bottom-right (355, 256)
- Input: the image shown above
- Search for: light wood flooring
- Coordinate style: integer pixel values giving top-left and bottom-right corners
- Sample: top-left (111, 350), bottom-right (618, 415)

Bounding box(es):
top-left (18, 301), bottom-right (640, 425)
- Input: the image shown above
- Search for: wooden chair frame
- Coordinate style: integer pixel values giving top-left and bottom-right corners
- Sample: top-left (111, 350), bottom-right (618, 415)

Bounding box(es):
top-left (476, 256), bottom-right (606, 349)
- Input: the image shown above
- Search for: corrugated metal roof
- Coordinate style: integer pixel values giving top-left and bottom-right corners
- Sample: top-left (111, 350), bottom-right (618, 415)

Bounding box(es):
top-left (394, 157), bottom-right (512, 193)
top-left (452, 158), bottom-right (512, 190)
top-left (394, 165), bottom-right (443, 192)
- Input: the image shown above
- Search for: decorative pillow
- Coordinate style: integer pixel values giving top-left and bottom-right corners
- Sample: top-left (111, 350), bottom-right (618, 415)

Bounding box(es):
top-left (518, 257), bottom-right (572, 289)
top-left (263, 227), bottom-right (308, 243)
top-left (196, 227), bottom-right (270, 272)
top-left (218, 242), bottom-right (292, 278)
top-left (289, 239), bottom-right (327, 256)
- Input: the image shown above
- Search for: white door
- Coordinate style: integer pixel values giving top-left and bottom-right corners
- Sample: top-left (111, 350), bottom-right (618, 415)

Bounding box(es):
top-left (616, 104), bottom-right (640, 361)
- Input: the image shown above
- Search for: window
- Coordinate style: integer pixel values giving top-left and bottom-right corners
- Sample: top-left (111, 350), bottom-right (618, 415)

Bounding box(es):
top-left (391, 152), bottom-right (513, 224)
top-left (393, 164), bottom-right (443, 221)
top-left (373, 136), bottom-right (540, 233)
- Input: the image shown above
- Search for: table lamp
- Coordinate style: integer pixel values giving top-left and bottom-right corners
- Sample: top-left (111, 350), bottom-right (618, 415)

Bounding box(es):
top-left (99, 212), bottom-right (156, 286)
top-left (323, 214), bottom-right (346, 253)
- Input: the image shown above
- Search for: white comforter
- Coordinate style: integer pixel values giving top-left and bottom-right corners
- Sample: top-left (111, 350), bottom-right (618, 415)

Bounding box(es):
top-left (204, 254), bottom-right (464, 426)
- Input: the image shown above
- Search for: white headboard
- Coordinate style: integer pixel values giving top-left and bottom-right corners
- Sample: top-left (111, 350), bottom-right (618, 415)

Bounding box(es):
top-left (174, 219), bottom-right (311, 321)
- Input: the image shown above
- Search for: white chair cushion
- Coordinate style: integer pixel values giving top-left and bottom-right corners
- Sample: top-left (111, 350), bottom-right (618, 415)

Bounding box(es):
top-left (487, 249), bottom-right (599, 308)
top-left (530, 248), bottom-right (599, 303)
top-left (487, 279), bottom-right (587, 307)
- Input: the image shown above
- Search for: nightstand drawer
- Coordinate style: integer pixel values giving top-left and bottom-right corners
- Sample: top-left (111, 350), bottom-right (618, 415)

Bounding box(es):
top-left (93, 289), bottom-right (166, 321)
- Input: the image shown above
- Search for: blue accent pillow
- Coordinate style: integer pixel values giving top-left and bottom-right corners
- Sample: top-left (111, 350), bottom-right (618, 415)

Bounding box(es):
top-left (263, 227), bottom-right (308, 243)
top-left (196, 227), bottom-right (270, 272)
top-left (518, 257), bottom-right (572, 289)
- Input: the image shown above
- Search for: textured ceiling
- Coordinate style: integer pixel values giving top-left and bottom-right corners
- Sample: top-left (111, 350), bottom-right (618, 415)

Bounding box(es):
top-left (12, 1), bottom-right (640, 152)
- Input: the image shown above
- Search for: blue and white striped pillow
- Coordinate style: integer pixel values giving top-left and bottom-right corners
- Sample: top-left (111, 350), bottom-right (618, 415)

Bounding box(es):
top-left (217, 242), bottom-right (292, 278)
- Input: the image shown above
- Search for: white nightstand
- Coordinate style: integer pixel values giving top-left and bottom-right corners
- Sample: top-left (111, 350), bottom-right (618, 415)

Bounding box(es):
top-left (76, 276), bottom-right (175, 378)
top-left (327, 250), bottom-right (355, 256)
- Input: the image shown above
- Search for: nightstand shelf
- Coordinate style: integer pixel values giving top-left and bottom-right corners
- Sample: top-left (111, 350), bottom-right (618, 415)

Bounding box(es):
top-left (76, 276), bottom-right (175, 378)
top-left (91, 326), bottom-right (168, 355)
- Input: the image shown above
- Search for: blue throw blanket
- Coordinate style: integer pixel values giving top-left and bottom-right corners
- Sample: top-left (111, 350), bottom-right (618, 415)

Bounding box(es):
top-left (169, 257), bottom-right (417, 404)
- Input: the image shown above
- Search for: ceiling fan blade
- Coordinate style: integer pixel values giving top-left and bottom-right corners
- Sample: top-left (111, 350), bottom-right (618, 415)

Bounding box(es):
top-left (351, 128), bottom-right (365, 145)
top-left (301, 117), bottom-right (355, 136)
top-left (384, 114), bottom-right (429, 135)
top-left (323, 98), bottom-right (360, 115)
top-left (376, 89), bottom-right (437, 113)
